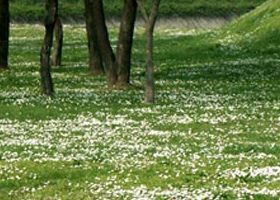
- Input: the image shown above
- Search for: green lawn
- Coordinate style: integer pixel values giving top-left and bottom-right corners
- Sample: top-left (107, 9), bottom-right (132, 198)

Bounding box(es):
top-left (1, 0), bottom-right (280, 199)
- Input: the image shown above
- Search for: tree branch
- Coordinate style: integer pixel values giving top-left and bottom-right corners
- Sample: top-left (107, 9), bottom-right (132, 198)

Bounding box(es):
top-left (136, 0), bottom-right (149, 22)
top-left (149, 0), bottom-right (161, 23)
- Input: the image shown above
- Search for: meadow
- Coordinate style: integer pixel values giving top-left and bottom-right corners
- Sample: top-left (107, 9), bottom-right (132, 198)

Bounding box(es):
top-left (1, 0), bottom-right (280, 199)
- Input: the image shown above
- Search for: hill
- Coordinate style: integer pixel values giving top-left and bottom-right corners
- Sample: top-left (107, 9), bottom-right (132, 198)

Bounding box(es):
top-left (218, 0), bottom-right (280, 51)
top-left (10, 0), bottom-right (266, 22)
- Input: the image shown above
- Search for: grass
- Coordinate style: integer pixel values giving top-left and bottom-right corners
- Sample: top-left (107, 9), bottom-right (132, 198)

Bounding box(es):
top-left (10, 0), bottom-right (266, 22)
top-left (218, 0), bottom-right (280, 52)
top-left (1, 0), bottom-right (280, 199)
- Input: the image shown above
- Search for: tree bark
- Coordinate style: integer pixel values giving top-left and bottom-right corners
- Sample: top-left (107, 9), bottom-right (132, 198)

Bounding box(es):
top-left (91, 0), bottom-right (117, 87)
top-left (0, 0), bottom-right (10, 69)
top-left (52, 17), bottom-right (63, 66)
top-left (40, 0), bottom-right (58, 96)
top-left (84, 0), bottom-right (104, 75)
top-left (137, 0), bottom-right (161, 103)
top-left (116, 0), bottom-right (137, 86)
top-left (144, 26), bottom-right (155, 103)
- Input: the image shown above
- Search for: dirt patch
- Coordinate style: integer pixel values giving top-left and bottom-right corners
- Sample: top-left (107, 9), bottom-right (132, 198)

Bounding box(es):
top-left (106, 16), bottom-right (237, 29)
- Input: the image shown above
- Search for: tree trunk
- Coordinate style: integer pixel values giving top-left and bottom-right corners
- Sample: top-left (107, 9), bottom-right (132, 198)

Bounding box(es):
top-left (52, 17), bottom-right (63, 66)
top-left (91, 0), bottom-right (117, 87)
top-left (144, 27), bottom-right (155, 103)
top-left (137, 0), bottom-right (160, 103)
top-left (40, 0), bottom-right (58, 96)
top-left (116, 0), bottom-right (137, 86)
top-left (84, 0), bottom-right (104, 75)
top-left (0, 0), bottom-right (9, 69)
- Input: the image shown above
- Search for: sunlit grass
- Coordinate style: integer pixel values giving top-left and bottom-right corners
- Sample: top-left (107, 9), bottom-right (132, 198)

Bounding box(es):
top-left (1, 1), bottom-right (280, 197)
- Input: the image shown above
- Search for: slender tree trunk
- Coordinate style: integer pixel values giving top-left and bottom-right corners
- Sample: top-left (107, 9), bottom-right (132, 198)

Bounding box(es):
top-left (40, 0), bottom-right (58, 96)
top-left (0, 0), bottom-right (10, 69)
top-left (144, 26), bottom-right (155, 103)
top-left (137, 0), bottom-right (161, 103)
top-left (52, 17), bottom-right (63, 66)
top-left (84, 0), bottom-right (104, 75)
top-left (92, 0), bottom-right (117, 87)
top-left (116, 0), bottom-right (137, 86)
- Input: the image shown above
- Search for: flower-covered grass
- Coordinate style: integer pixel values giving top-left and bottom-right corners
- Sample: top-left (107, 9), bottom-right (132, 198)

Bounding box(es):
top-left (1, 1), bottom-right (280, 198)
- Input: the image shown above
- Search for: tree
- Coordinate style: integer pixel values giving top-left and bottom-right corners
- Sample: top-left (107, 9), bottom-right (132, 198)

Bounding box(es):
top-left (91, 0), bottom-right (117, 87)
top-left (40, 0), bottom-right (58, 96)
top-left (84, 0), bottom-right (104, 75)
top-left (52, 17), bottom-right (63, 66)
top-left (0, 0), bottom-right (10, 69)
top-left (137, 0), bottom-right (161, 103)
top-left (84, 0), bottom-right (137, 86)
top-left (116, 0), bottom-right (138, 86)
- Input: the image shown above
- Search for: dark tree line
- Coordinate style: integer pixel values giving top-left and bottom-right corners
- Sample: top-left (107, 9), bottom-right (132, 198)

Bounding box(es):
top-left (0, 0), bottom-right (160, 103)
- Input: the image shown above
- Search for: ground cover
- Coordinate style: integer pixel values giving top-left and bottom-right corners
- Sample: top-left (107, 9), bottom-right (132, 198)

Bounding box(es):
top-left (1, 0), bottom-right (280, 199)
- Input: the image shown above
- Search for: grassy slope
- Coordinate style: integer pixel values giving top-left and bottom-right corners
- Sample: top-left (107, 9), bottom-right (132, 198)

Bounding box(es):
top-left (10, 0), bottom-right (266, 22)
top-left (1, 0), bottom-right (280, 199)
top-left (218, 0), bottom-right (280, 50)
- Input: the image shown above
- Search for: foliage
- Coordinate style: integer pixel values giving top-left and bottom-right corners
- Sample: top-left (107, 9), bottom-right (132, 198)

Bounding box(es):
top-left (9, 0), bottom-right (266, 22)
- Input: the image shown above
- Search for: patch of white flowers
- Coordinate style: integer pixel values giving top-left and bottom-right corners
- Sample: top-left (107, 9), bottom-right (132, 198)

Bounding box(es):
top-left (1, 24), bottom-right (280, 199)
top-left (223, 166), bottom-right (280, 179)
